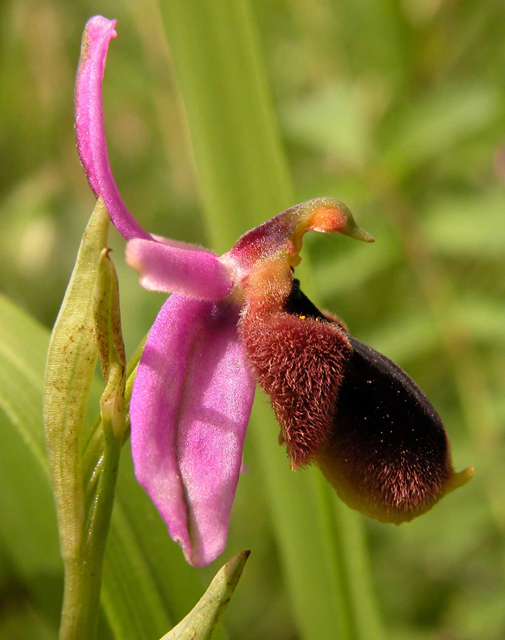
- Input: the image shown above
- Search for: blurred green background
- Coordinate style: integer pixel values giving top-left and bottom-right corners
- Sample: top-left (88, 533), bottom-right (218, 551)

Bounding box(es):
top-left (1, 0), bottom-right (505, 638)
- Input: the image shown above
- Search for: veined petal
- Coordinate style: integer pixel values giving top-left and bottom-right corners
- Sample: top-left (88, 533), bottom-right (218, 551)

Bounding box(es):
top-left (130, 296), bottom-right (255, 566)
top-left (126, 239), bottom-right (232, 300)
top-left (75, 16), bottom-right (151, 241)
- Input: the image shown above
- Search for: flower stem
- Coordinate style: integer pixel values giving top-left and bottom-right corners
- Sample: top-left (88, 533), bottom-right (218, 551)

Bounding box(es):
top-left (59, 556), bottom-right (98, 640)
top-left (59, 422), bottom-right (122, 640)
top-left (59, 337), bottom-right (143, 639)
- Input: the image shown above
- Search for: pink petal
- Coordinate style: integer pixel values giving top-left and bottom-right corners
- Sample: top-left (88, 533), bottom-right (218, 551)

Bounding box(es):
top-left (130, 295), bottom-right (255, 566)
top-left (126, 239), bottom-right (232, 299)
top-left (151, 235), bottom-right (215, 254)
top-left (75, 16), bottom-right (151, 240)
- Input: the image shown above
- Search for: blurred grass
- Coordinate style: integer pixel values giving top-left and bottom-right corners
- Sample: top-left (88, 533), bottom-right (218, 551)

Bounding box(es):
top-left (1, 0), bottom-right (505, 638)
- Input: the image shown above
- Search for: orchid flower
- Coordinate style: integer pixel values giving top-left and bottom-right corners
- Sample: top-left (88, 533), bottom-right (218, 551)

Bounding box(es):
top-left (75, 16), bottom-right (473, 567)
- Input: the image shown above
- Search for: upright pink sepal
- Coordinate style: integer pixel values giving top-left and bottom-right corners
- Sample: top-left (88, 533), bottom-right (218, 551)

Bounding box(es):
top-left (130, 295), bottom-right (255, 566)
top-left (126, 239), bottom-right (233, 299)
top-left (75, 16), bottom-right (151, 240)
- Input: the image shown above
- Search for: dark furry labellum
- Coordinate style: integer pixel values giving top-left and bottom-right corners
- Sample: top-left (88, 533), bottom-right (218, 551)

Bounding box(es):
top-left (240, 279), bottom-right (473, 524)
top-left (240, 301), bottom-right (351, 469)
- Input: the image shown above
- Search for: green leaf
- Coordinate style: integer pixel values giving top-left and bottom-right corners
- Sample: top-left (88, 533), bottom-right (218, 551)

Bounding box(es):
top-left (94, 250), bottom-right (126, 380)
top-left (158, 0), bottom-right (292, 252)
top-left (161, 551), bottom-right (250, 640)
top-left (94, 248), bottom-right (127, 440)
top-left (0, 295), bottom-right (61, 637)
top-left (43, 199), bottom-right (116, 640)
top-left (43, 198), bottom-right (109, 562)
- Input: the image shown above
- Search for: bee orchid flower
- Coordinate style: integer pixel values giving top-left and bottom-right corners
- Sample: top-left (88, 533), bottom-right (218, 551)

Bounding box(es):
top-left (75, 16), bottom-right (473, 567)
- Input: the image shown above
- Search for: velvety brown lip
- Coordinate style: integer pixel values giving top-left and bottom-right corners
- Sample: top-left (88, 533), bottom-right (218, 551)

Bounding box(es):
top-left (239, 286), bottom-right (351, 468)
top-left (257, 279), bottom-right (472, 523)
top-left (322, 334), bottom-right (452, 521)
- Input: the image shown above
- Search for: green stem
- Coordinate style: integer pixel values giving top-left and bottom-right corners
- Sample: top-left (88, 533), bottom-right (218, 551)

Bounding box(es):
top-left (59, 436), bottom-right (121, 640)
top-left (59, 337), bottom-right (143, 639)
top-left (59, 555), bottom-right (100, 640)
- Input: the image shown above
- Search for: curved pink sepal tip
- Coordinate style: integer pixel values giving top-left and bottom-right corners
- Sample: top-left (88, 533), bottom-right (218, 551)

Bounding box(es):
top-left (75, 16), bottom-right (151, 240)
top-left (130, 296), bottom-right (255, 566)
